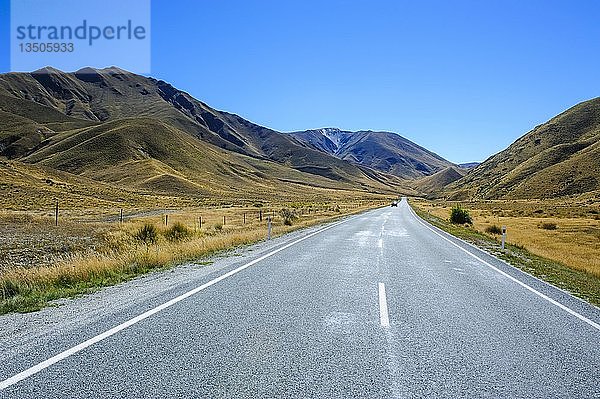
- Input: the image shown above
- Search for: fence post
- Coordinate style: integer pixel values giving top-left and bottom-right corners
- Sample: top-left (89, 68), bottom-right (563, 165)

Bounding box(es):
top-left (267, 217), bottom-right (272, 240)
top-left (259, 210), bottom-right (263, 221)
top-left (119, 208), bottom-right (123, 224)
top-left (243, 213), bottom-right (246, 224)
top-left (501, 226), bottom-right (507, 250)
top-left (223, 215), bottom-right (226, 226)
top-left (165, 214), bottom-right (168, 226)
top-left (199, 216), bottom-right (202, 229)
top-left (54, 200), bottom-right (59, 226)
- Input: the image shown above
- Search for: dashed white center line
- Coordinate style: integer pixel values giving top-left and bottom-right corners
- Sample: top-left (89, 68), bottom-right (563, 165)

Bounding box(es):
top-left (378, 282), bottom-right (390, 327)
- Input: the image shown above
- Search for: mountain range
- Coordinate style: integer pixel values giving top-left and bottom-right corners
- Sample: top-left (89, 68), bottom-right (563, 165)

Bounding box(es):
top-left (0, 66), bottom-right (598, 206)
top-left (0, 66), bottom-right (446, 207)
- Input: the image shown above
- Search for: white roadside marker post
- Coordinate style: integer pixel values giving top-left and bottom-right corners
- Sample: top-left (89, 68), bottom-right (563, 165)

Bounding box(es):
top-left (501, 226), bottom-right (507, 250)
top-left (267, 217), bottom-right (272, 240)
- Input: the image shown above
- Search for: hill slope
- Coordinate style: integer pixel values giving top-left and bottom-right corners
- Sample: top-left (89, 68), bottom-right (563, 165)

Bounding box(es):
top-left (290, 128), bottom-right (455, 180)
top-left (445, 97), bottom-right (600, 199)
top-left (414, 166), bottom-right (466, 195)
top-left (0, 67), bottom-right (417, 202)
top-left (0, 67), bottom-right (412, 187)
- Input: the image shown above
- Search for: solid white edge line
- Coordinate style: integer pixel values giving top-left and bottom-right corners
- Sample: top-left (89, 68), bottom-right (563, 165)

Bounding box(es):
top-left (406, 203), bottom-right (600, 332)
top-left (0, 215), bottom-right (356, 391)
top-left (378, 282), bottom-right (390, 327)
top-left (408, 202), bottom-right (597, 311)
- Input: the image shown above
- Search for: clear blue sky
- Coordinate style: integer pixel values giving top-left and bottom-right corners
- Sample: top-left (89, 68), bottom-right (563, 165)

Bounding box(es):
top-left (1, 0), bottom-right (599, 163)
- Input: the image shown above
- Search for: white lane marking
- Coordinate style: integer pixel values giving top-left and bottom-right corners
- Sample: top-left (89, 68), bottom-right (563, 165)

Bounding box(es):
top-left (452, 267), bottom-right (464, 272)
top-left (378, 282), bottom-right (390, 327)
top-left (0, 217), bottom-right (355, 391)
top-left (443, 260), bottom-right (452, 263)
top-left (408, 205), bottom-right (600, 332)
top-left (377, 238), bottom-right (383, 248)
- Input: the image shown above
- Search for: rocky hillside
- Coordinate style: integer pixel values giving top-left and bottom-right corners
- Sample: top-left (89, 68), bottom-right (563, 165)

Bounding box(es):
top-left (290, 128), bottom-right (455, 180)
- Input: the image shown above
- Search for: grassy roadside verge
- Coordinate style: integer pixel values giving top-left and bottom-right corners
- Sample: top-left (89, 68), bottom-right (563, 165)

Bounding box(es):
top-left (411, 203), bottom-right (600, 307)
top-left (0, 206), bottom-right (375, 315)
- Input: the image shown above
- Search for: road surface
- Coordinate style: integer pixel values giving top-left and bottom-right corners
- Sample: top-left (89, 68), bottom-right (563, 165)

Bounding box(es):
top-left (1, 199), bottom-right (599, 398)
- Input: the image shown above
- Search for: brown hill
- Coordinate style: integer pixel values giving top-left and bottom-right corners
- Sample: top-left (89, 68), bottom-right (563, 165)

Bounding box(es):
top-left (0, 67), bottom-right (412, 188)
top-left (414, 167), bottom-right (466, 195)
top-left (445, 97), bottom-right (600, 199)
top-left (0, 68), bottom-right (416, 204)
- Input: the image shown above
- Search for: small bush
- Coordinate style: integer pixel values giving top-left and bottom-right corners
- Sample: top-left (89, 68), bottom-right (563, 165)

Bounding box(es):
top-left (134, 223), bottom-right (158, 245)
top-left (485, 224), bottom-right (502, 235)
top-left (279, 208), bottom-right (299, 226)
top-left (213, 223), bottom-right (223, 231)
top-left (450, 205), bottom-right (472, 225)
top-left (164, 222), bottom-right (191, 242)
top-left (539, 222), bottom-right (557, 230)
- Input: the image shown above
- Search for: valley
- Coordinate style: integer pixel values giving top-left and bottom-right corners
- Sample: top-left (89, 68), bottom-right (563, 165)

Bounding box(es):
top-left (0, 66), bottom-right (598, 316)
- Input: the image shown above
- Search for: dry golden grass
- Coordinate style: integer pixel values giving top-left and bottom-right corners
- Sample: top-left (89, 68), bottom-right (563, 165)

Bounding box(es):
top-left (413, 199), bottom-right (600, 277)
top-left (0, 200), bottom-right (385, 313)
top-left (0, 201), bottom-right (381, 269)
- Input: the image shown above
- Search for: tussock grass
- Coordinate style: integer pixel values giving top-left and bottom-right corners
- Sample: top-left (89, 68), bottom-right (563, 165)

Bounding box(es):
top-left (411, 199), bottom-right (600, 306)
top-left (539, 222), bottom-right (558, 230)
top-left (485, 224), bottom-right (502, 235)
top-left (412, 199), bottom-right (600, 278)
top-left (0, 202), bottom-right (377, 314)
top-left (0, 228), bottom-right (262, 314)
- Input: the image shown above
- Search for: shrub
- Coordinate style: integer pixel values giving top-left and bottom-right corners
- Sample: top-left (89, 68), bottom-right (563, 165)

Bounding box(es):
top-left (164, 222), bottom-right (191, 242)
top-left (450, 205), bottom-right (472, 225)
top-left (539, 222), bottom-right (557, 230)
top-left (279, 208), bottom-right (299, 226)
top-left (485, 224), bottom-right (502, 235)
top-left (213, 223), bottom-right (223, 231)
top-left (134, 223), bottom-right (158, 245)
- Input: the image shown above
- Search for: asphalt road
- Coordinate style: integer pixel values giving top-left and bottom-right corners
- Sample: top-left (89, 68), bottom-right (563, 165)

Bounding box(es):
top-left (1, 199), bottom-right (599, 398)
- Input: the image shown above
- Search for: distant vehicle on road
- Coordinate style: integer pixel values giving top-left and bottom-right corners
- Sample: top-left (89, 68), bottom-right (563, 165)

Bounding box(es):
top-left (391, 201), bottom-right (398, 207)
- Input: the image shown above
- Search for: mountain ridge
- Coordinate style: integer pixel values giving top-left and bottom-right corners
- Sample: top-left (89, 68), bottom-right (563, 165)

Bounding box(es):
top-left (0, 67), bottom-right (421, 201)
top-left (443, 97), bottom-right (600, 199)
top-left (289, 128), bottom-right (455, 180)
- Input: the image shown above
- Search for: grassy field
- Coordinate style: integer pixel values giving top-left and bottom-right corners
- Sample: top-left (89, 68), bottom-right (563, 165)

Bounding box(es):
top-left (411, 198), bottom-right (600, 277)
top-left (410, 198), bottom-right (600, 306)
top-left (0, 200), bottom-right (386, 314)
